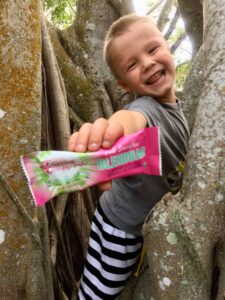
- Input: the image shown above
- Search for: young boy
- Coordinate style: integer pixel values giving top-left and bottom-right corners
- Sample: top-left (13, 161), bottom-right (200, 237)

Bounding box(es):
top-left (68, 14), bottom-right (190, 300)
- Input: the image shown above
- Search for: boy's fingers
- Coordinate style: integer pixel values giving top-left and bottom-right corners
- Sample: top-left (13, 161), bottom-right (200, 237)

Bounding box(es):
top-left (87, 118), bottom-right (109, 151)
top-left (68, 119), bottom-right (124, 152)
top-left (68, 132), bottom-right (78, 151)
top-left (69, 123), bottom-right (93, 152)
top-left (102, 121), bottom-right (124, 148)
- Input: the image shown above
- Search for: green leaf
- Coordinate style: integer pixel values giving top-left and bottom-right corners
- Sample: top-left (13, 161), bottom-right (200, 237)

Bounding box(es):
top-left (42, 0), bottom-right (76, 29)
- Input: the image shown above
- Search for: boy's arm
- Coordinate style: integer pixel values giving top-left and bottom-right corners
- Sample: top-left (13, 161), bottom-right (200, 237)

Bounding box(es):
top-left (68, 110), bottom-right (147, 153)
top-left (109, 110), bottom-right (147, 135)
top-left (68, 110), bottom-right (147, 190)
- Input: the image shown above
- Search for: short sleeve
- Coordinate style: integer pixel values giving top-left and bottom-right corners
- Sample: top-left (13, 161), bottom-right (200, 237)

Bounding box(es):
top-left (125, 96), bottom-right (161, 127)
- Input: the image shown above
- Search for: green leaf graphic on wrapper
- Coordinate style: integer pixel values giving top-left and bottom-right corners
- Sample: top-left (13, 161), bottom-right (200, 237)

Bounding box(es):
top-left (29, 151), bottom-right (100, 196)
top-left (38, 151), bottom-right (52, 160)
top-left (34, 167), bottom-right (49, 186)
top-left (44, 167), bottom-right (95, 197)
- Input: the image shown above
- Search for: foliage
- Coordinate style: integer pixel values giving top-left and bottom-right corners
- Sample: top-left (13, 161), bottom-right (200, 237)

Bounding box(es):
top-left (168, 25), bottom-right (184, 44)
top-left (175, 61), bottom-right (191, 90)
top-left (42, 0), bottom-right (76, 29)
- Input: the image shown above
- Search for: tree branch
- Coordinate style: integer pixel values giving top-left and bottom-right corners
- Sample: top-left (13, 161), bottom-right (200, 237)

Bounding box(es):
top-left (157, 0), bottom-right (173, 31)
top-left (0, 171), bottom-right (41, 247)
top-left (170, 31), bottom-right (186, 54)
top-left (108, 0), bottom-right (135, 16)
top-left (69, 107), bottom-right (84, 129)
top-left (164, 7), bottom-right (180, 40)
top-left (49, 201), bottom-right (78, 289)
top-left (83, 188), bottom-right (95, 221)
top-left (147, 0), bottom-right (166, 16)
top-left (41, 16), bottom-right (71, 151)
top-left (42, 15), bottom-right (72, 266)
top-left (177, 0), bottom-right (203, 57)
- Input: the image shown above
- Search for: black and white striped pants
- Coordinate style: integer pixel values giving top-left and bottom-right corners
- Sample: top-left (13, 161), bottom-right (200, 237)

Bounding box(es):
top-left (78, 203), bottom-right (143, 300)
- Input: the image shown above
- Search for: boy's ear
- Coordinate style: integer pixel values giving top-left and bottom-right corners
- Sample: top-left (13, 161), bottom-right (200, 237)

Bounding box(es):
top-left (117, 80), bottom-right (131, 92)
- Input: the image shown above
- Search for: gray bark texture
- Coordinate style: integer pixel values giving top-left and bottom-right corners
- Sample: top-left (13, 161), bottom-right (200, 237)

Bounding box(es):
top-left (0, 0), bottom-right (54, 299)
top-left (138, 0), bottom-right (225, 299)
top-left (177, 0), bottom-right (203, 56)
top-left (180, 45), bottom-right (204, 132)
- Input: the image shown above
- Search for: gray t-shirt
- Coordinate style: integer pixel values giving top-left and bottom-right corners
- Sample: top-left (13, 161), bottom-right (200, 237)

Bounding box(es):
top-left (100, 96), bottom-right (190, 235)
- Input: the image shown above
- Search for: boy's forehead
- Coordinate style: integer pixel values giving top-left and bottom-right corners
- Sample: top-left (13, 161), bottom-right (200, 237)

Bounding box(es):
top-left (112, 21), bottom-right (164, 49)
top-left (112, 20), bottom-right (163, 45)
top-left (127, 20), bottom-right (162, 36)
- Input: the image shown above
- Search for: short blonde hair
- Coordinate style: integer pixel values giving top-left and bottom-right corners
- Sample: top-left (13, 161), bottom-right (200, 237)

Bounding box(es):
top-left (104, 14), bottom-right (155, 78)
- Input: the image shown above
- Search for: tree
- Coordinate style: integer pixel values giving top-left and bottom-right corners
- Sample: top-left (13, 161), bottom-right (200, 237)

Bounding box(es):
top-left (0, 1), bottom-right (54, 299)
top-left (0, 0), bottom-right (224, 299)
top-left (140, 0), bottom-right (225, 299)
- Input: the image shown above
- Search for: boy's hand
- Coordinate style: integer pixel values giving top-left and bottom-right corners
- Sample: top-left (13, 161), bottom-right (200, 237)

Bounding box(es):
top-left (68, 118), bottom-right (124, 152)
top-left (68, 118), bottom-right (124, 191)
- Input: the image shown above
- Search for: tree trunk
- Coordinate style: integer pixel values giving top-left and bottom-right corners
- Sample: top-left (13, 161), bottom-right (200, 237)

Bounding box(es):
top-left (0, 0), bottom-right (54, 299)
top-left (180, 45), bottom-right (204, 132)
top-left (141, 0), bottom-right (225, 299)
top-left (177, 0), bottom-right (203, 57)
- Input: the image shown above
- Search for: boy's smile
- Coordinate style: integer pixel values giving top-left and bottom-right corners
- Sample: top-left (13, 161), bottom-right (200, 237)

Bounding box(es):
top-left (145, 70), bottom-right (165, 84)
top-left (111, 20), bottom-right (176, 103)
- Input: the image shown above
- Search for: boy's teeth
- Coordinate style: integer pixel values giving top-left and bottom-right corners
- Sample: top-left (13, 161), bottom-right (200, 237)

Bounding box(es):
top-left (146, 71), bottom-right (163, 84)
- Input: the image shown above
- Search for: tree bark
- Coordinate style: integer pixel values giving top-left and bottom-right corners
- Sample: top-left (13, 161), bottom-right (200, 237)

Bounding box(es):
top-left (177, 0), bottom-right (203, 57)
top-left (0, 0), bottom-right (54, 299)
top-left (157, 0), bottom-right (173, 31)
top-left (180, 45), bottom-right (204, 132)
top-left (108, 0), bottom-right (135, 15)
top-left (141, 0), bottom-right (225, 299)
top-left (41, 16), bottom-right (70, 151)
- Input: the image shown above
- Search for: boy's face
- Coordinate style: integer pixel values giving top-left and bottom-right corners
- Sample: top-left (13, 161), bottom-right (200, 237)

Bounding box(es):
top-left (111, 20), bottom-right (176, 103)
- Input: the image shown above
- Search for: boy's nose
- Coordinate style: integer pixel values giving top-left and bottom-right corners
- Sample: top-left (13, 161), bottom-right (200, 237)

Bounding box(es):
top-left (142, 55), bottom-right (155, 71)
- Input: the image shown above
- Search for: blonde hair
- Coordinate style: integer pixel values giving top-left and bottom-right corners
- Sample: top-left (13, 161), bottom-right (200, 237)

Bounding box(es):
top-left (104, 14), bottom-right (156, 78)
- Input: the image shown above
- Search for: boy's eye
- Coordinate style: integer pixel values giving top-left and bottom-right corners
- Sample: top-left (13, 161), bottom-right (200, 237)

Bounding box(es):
top-left (148, 46), bottom-right (159, 54)
top-left (127, 62), bottom-right (136, 71)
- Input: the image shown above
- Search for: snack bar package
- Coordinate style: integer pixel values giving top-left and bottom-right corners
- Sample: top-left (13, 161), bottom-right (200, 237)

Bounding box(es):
top-left (21, 127), bottom-right (161, 206)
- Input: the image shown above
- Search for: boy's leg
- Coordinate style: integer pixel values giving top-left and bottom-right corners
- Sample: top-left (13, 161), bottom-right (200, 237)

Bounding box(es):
top-left (78, 203), bottom-right (143, 300)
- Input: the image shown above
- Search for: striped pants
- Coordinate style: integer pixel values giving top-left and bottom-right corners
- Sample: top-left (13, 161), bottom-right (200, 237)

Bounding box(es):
top-left (78, 203), bottom-right (143, 300)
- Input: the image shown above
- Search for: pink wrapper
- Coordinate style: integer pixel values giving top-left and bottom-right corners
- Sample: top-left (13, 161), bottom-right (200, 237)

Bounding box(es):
top-left (21, 127), bottom-right (161, 206)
